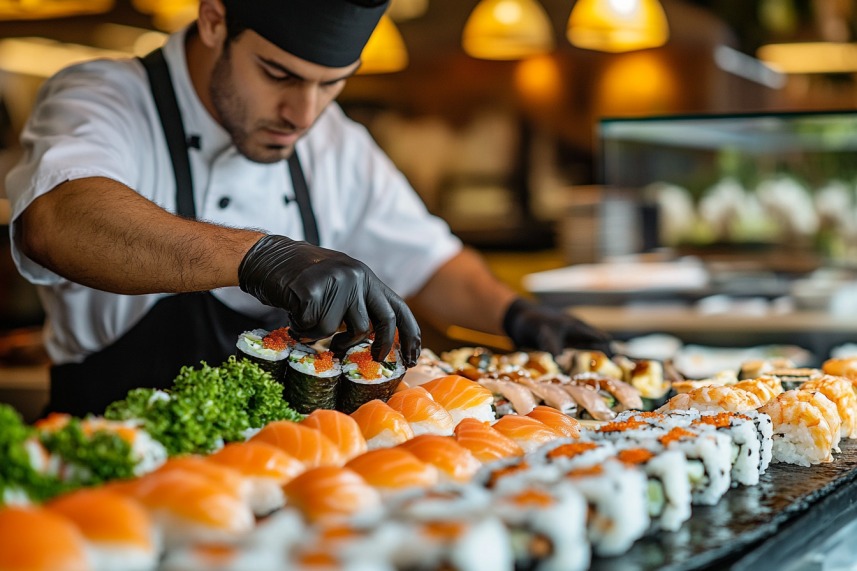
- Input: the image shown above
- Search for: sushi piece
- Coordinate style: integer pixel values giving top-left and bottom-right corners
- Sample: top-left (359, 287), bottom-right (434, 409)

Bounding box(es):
top-left (787, 390), bottom-right (842, 452)
top-left (514, 376), bottom-right (578, 414)
top-left (658, 385), bottom-right (762, 413)
top-left (801, 375), bottom-right (857, 438)
top-left (491, 482), bottom-right (590, 571)
top-left (569, 350), bottom-right (623, 379)
top-left (345, 448), bottom-right (439, 492)
top-left (490, 415), bottom-right (562, 453)
top-left (286, 522), bottom-right (401, 571)
top-left (47, 488), bottom-right (158, 571)
top-left (733, 378), bottom-right (780, 404)
top-left (207, 442), bottom-right (305, 516)
top-left (540, 441), bottom-right (616, 471)
top-left (569, 374), bottom-right (643, 412)
top-left (620, 359), bottom-right (670, 410)
top-left (614, 447), bottom-right (692, 532)
top-left (765, 368), bottom-right (823, 390)
top-left (440, 347), bottom-right (497, 380)
top-left (526, 406), bottom-right (581, 439)
top-left (235, 327), bottom-right (293, 381)
top-left (739, 358), bottom-right (794, 380)
top-left (421, 375), bottom-right (495, 425)
top-left (350, 399), bottom-right (415, 449)
top-left (300, 409), bottom-right (368, 460)
top-left (0, 506), bottom-right (91, 571)
top-left (154, 456), bottom-right (253, 506)
top-left (282, 466), bottom-right (382, 525)
top-left (386, 387), bottom-right (456, 436)
top-left (822, 357), bottom-right (857, 382)
top-left (691, 412), bottom-right (761, 486)
top-left (338, 341), bottom-right (405, 414)
top-left (401, 349), bottom-right (454, 387)
top-left (250, 420), bottom-right (345, 468)
top-left (160, 544), bottom-right (282, 571)
top-left (759, 391), bottom-right (839, 466)
top-left (117, 469), bottom-right (255, 547)
top-left (397, 435), bottom-right (482, 483)
top-left (560, 383), bottom-right (617, 421)
top-left (284, 344), bottom-right (341, 414)
top-left (454, 418), bottom-right (525, 464)
top-left (478, 377), bottom-right (538, 416)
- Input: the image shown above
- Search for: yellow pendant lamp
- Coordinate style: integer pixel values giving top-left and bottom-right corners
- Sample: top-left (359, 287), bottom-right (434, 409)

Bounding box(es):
top-left (0, 0), bottom-right (113, 20)
top-left (358, 14), bottom-right (409, 74)
top-left (567, 0), bottom-right (669, 53)
top-left (462, 0), bottom-right (555, 61)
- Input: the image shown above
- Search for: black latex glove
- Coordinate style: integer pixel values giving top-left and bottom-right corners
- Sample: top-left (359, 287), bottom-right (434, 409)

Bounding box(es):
top-left (502, 298), bottom-right (613, 356)
top-left (238, 235), bottom-right (421, 366)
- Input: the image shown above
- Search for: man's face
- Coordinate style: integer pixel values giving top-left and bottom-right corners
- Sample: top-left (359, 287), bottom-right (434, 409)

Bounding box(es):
top-left (209, 30), bottom-right (360, 164)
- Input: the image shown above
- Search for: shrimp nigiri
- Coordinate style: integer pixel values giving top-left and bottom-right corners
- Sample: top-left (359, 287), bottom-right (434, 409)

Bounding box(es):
top-left (454, 418), bottom-right (524, 463)
top-left (250, 420), bottom-right (344, 468)
top-left (526, 406), bottom-right (581, 439)
top-left (0, 506), bottom-right (90, 571)
top-left (345, 448), bottom-right (438, 492)
top-left (300, 409), bottom-right (368, 460)
top-left (386, 387), bottom-right (455, 436)
top-left (283, 466), bottom-right (382, 525)
top-left (397, 435), bottom-right (481, 483)
top-left (491, 415), bottom-right (562, 453)
top-left (801, 375), bottom-right (857, 438)
top-left (759, 390), bottom-right (838, 466)
top-left (350, 400), bottom-right (415, 449)
top-left (421, 375), bottom-right (495, 425)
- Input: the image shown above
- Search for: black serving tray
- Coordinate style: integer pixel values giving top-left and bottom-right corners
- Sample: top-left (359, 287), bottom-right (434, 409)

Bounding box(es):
top-left (590, 439), bottom-right (857, 571)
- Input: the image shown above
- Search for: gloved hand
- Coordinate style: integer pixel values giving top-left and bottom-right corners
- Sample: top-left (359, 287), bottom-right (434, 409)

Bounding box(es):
top-left (238, 235), bottom-right (421, 366)
top-left (502, 297), bottom-right (613, 356)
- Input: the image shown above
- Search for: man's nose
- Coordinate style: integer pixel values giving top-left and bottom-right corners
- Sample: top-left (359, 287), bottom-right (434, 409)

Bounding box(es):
top-left (280, 85), bottom-right (319, 131)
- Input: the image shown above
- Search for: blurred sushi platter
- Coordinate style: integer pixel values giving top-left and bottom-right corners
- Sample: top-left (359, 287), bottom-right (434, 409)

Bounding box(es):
top-left (3, 327), bottom-right (857, 571)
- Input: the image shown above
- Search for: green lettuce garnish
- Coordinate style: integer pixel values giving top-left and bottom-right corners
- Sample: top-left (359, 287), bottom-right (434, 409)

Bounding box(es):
top-left (38, 419), bottom-right (136, 485)
top-left (0, 404), bottom-right (64, 503)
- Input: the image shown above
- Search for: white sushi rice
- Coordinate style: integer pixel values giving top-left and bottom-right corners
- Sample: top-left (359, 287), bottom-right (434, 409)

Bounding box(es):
top-left (636, 449), bottom-right (692, 532)
top-left (366, 429), bottom-right (411, 450)
top-left (288, 345), bottom-right (341, 377)
top-left (88, 543), bottom-right (160, 571)
top-left (245, 477), bottom-right (286, 516)
top-left (236, 329), bottom-right (290, 362)
top-left (449, 403), bottom-right (495, 427)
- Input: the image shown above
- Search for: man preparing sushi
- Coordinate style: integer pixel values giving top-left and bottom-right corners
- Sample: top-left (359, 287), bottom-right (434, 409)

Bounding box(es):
top-left (5, 0), bottom-right (611, 415)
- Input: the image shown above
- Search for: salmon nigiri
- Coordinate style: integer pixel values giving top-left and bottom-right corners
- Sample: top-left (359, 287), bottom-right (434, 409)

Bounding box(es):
top-left (387, 387), bottom-right (456, 436)
top-left (345, 448), bottom-right (438, 492)
top-left (526, 406), bottom-right (581, 439)
top-left (154, 455), bottom-right (252, 508)
top-left (250, 420), bottom-right (344, 468)
top-left (421, 375), bottom-right (495, 425)
top-left (454, 418), bottom-right (524, 463)
top-left (283, 466), bottom-right (382, 525)
top-left (397, 435), bottom-right (481, 483)
top-left (350, 400), bottom-right (415, 449)
top-left (47, 488), bottom-right (158, 571)
top-left (300, 409), bottom-right (368, 460)
top-left (0, 506), bottom-right (90, 571)
top-left (491, 416), bottom-right (562, 453)
top-left (207, 441), bottom-right (306, 515)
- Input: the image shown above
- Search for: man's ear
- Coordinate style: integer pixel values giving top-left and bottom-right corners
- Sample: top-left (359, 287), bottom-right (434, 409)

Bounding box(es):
top-left (197, 0), bottom-right (228, 49)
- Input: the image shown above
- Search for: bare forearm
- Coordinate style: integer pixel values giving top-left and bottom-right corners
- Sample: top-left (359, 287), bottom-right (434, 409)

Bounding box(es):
top-left (18, 177), bottom-right (264, 294)
top-left (408, 248), bottom-right (518, 335)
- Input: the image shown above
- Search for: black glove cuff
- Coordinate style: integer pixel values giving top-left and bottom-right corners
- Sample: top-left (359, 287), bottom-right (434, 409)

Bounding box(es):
top-left (502, 297), bottom-right (536, 339)
top-left (238, 235), bottom-right (283, 294)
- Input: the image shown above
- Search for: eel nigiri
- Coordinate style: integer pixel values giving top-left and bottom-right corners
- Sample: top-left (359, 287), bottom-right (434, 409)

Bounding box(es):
top-left (397, 435), bottom-right (481, 483)
top-left (453, 418), bottom-right (524, 463)
top-left (47, 488), bottom-right (158, 571)
top-left (300, 409), bottom-right (368, 460)
top-left (345, 448), bottom-right (439, 492)
top-left (491, 415), bottom-right (562, 453)
top-left (350, 399), bottom-right (415, 449)
top-left (386, 387), bottom-right (455, 436)
top-left (250, 420), bottom-right (345, 468)
top-left (283, 466), bottom-right (382, 525)
top-left (526, 406), bottom-right (581, 439)
top-left (421, 375), bottom-right (495, 425)
top-left (0, 506), bottom-right (90, 571)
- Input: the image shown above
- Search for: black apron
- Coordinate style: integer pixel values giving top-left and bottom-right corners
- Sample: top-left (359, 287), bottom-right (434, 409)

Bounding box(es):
top-left (48, 48), bottom-right (320, 417)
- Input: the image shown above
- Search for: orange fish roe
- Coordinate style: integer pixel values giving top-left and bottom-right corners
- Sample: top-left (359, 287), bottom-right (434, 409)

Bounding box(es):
top-left (660, 427), bottom-right (696, 446)
top-left (693, 413), bottom-right (733, 429)
top-left (263, 327), bottom-right (294, 352)
top-left (617, 448), bottom-right (655, 465)
top-left (598, 418), bottom-right (647, 433)
top-left (566, 464), bottom-right (604, 478)
top-left (424, 521), bottom-right (466, 540)
top-left (487, 462), bottom-right (530, 488)
top-left (349, 349), bottom-right (381, 379)
top-left (312, 351), bottom-right (335, 374)
top-left (546, 442), bottom-right (598, 460)
top-left (511, 489), bottom-right (554, 508)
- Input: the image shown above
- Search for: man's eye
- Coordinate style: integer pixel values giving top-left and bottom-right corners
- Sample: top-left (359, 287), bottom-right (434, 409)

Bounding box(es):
top-left (264, 68), bottom-right (290, 82)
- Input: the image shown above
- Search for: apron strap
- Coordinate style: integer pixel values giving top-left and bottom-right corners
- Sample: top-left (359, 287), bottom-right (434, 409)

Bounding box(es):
top-left (288, 152), bottom-right (320, 245)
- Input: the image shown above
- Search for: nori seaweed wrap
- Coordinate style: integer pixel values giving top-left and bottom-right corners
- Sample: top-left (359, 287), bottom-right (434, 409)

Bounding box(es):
top-left (337, 341), bottom-right (405, 414)
top-left (236, 328), bottom-right (293, 382)
top-left (284, 345), bottom-right (342, 414)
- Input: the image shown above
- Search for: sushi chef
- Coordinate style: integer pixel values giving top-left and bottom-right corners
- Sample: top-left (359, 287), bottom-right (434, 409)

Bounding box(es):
top-left (5, 0), bottom-right (611, 416)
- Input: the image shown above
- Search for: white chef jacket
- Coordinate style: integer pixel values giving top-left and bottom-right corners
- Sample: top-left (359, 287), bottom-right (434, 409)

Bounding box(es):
top-left (6, 27), bottom-right (462, 365)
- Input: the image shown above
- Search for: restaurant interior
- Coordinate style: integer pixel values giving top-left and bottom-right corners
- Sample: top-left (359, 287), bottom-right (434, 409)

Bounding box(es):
top-left (1, 0), bottom-right (857, 421)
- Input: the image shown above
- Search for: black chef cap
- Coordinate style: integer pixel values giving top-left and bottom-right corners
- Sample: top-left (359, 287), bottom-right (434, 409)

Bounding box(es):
top-left (222, 0), bottom-right (389, 67)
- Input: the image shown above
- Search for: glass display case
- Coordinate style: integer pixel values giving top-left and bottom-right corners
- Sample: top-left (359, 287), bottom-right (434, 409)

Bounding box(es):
top-left (597, 110), bottom-right (857, 271)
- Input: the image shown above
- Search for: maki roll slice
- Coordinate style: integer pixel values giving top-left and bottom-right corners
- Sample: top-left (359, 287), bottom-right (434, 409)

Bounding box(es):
top-left (338, 341), bottom-right (406, 414)
top-left (236, 328), bottom-right (294, 382)
top-left (284, 344), bottom-right (342, 414)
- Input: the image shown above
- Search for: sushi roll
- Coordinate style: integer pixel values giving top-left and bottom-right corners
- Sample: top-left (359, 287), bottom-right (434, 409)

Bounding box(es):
top-left (386, 387), bottom-right (456, 436)
top-left (161, 544), bottom-right (282, 571)
top-left (250, 420), bottom-right (345, 468)
top-left (282, 466), bottom-right (382, 525)
top-left (286, 522), bottom-right (400, 571)
top-left (338, 341), bottom-right (406, 414)
top-left (421, 375), bottom-right (495, 425)
top-left (691, 412), bottom-right (762, 486)
top-left (614, 447), bottom-right (692, 532)
top-left (490, 415), bottom-right (562, 453)
top-left (491, 481), bottom-right (590, 571)
top-left (397, 435), bottom-right (481, 483)
top-left (207, 442), bottom-right (305, 516)
top-left (657, 427), bottom-right (733, 505)
top-left (235, 327), bottom-right (293, 381)
top-left (526, 405), bottom-right (581, 438)
top-left (285, 344), bottom-right (341, 414)
top-left (0, 506), bottom-right (91, 571)
top-left (759, 390), bottom-right (840, 465)
top-left (350, 399), bottom-right (415, 449)
top-left (538, 440), bottom-right (617, 472)
top-left (47, 489), bottom-right (159, 571)
top-left (300, 409), bottom-right (369, 460)
top-left (453, 418), bottom-right (524, 463)
top-left (345, 448), bottom-right (439, 493)
top-left (801, 375), bottom-right (857, 438)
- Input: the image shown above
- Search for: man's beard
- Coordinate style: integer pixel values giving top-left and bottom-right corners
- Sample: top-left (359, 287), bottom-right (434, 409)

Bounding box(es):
top-left (209, 47), bottom-right (294, 164)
